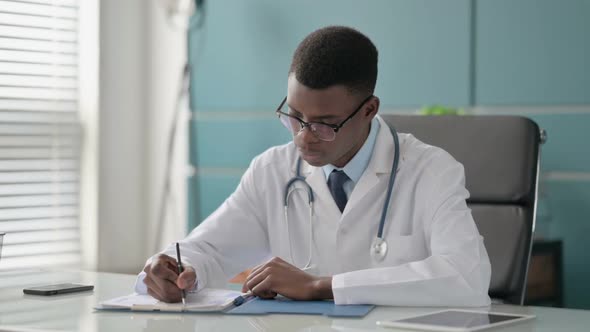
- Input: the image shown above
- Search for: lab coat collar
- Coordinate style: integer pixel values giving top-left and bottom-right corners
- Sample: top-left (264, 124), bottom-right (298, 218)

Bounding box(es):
top-left (343, 115), bottom-right (396, 215)
top-left (294, 115), bottom-right (395, 176)
top-left (293, 115), bottom-right (397, 216)
top-left (365, 115), bottom-right (396, 175)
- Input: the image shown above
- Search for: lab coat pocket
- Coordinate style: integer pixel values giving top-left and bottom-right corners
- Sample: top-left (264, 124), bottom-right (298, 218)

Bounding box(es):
top-left (379, 233), bottom-right (428, 267)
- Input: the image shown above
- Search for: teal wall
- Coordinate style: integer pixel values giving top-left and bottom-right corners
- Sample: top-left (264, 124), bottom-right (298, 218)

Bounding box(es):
top-left (476, 0), bottom-right (590, 105)
top-left (188, 0), bottom-right (590, 309)
top-left (475, 0), bottom-right (590, 310)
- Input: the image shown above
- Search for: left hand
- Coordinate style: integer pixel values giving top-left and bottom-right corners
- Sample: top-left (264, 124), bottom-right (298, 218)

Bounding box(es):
top-left (241, 257), bottom-right (332, 300)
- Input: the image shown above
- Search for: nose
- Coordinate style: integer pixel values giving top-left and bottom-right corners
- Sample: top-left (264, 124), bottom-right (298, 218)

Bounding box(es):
top-left (296, 125), bottom-right (319, 144)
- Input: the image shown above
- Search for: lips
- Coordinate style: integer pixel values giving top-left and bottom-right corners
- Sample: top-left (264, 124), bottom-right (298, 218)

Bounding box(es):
top-left (299, 149), bottom-right (322, 156)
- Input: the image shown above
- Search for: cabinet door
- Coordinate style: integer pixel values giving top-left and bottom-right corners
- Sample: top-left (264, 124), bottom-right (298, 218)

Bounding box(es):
top-left (476, 0), bottom-right (590, 105)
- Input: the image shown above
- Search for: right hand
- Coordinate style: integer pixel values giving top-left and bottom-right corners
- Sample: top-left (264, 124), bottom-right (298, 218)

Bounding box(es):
top-left (142, 254), bottom-right (197, 303)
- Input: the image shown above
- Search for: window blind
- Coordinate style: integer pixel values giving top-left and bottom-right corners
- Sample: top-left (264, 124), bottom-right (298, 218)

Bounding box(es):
top-left (0, 0), bottom-right (82, 271)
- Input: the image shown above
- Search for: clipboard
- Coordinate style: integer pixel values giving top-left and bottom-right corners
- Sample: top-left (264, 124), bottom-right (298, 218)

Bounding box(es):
top-left (227, 297), bottom-right (374, 317)
top-left (96, 289), bottom-right (374, 317)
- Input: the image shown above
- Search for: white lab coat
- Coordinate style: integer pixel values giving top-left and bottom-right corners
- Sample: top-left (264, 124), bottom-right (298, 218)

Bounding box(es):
top-left (138, 115), bottom-right (491, 307)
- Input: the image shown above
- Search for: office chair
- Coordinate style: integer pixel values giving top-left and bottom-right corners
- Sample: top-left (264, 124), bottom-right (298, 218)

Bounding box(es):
top-left (381, 114), bottom-right (545, 305)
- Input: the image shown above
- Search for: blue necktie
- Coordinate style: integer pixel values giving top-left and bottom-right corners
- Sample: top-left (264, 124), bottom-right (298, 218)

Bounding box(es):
top-left (327, 170), bottom-right (350, 213)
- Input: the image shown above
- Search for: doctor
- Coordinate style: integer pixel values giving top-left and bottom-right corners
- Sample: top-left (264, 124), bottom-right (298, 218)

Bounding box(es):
top-left (137, 26), bottom-right (492, 307)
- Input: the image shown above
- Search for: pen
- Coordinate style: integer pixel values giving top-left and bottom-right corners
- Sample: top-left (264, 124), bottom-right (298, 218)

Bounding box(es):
top-left (232, 290), bottom-right (254, 306)
top-left (175, 242), bottom-right (186, 307)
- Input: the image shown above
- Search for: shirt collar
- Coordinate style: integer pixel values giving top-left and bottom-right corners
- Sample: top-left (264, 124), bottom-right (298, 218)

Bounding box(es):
top-left (322, 117), bottom-right (381, 183)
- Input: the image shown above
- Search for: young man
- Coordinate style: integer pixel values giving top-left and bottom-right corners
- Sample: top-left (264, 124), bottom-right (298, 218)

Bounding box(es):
top-left (136, 26), bottom-right (491, 306)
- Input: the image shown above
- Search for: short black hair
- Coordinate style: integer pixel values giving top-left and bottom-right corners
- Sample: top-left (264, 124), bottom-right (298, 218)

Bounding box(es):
top-left (289, 26), bottom-right (378, 95)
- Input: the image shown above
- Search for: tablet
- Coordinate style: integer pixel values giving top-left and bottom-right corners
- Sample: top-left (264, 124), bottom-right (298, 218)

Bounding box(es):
top-left (376, 309), bottom-right (535, 332)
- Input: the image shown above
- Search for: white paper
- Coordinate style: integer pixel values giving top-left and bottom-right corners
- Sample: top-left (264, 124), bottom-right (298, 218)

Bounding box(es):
top-left (98, 289), bottom-right (244, 312)
top-left (100, 294), bottom-right (159, 308)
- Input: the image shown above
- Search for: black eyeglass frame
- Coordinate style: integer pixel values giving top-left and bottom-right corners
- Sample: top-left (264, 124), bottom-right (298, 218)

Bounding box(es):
top-left (275, 94), bottom-right (374, 140)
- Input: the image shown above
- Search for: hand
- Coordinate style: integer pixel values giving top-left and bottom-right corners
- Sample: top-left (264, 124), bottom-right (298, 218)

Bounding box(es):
top-left (143, 254), bottom-right (197, 303)
top-left (241, 256), bottom-right (333, 300)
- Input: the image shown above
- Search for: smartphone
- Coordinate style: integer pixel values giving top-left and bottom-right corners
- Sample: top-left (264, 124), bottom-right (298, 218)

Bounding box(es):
top-left (23, 283), bottom-right (94, 296)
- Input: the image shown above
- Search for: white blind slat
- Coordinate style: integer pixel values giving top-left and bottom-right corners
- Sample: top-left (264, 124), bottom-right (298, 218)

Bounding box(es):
top-left (0, 74), bottom-right (77, 89)
top-left (0, 171), bottom-right (78, 183)
top-left (0, 147), bottom-right (78, 159)
top-left (0, 111), bottom-right (78, 123)
top-left (0, 13), bottom-right (76, 30)
top-left (0, 0), bottom-right (81, 271)
top-left (0, 136), bottom-right (79, 147)
top-left (0, 194), bottom-right (77, 209)
top-left (0, 1), bottom-right (78, 19)
top-left (0, 206), bottom-right (77, 220)
top-left (14, 0), bottom-right (78, 6)
top-left (0, 253), bottom-right (80, 270)
top-left (2, 228), bottom-right (78, 244)
top-left (0, 62), bottom-right (76, 78)
top-left (0, 159), bottom-right (78, 171)
top-left (0, 218), bottom-right (77, 232)
top-left (0, 25), bottom-right (77, 42)
top-left (0, 37), bottom-right (76, 53)
top-left (2, 240), bottom-right (79, 257)
top-left (0, 87), bottom-right (76, 100)
top-left (0, 99), bottom-right (76, 112)
top-left (0, 51), bottom-right (76, 66)
top-left (0, 124), bottom-right (80, 135)
top-left (0, 183), bottom-right (77, 195)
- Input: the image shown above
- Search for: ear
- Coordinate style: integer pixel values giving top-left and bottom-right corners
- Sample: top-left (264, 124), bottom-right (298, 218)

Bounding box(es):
top-left (364, 96), bottom-right (380, 118)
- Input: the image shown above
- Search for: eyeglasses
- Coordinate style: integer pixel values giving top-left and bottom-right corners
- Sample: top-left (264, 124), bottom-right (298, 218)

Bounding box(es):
top-left (275, 95), bottom-right (373, 142)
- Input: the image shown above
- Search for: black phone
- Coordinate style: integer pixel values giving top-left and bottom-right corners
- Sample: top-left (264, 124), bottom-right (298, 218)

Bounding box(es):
top-left (23, 283), bottom-right (94, 296)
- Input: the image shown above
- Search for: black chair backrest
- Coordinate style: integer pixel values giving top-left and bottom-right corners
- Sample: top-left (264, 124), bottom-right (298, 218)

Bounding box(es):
top-left (381, 115), bottom-right (542, 305)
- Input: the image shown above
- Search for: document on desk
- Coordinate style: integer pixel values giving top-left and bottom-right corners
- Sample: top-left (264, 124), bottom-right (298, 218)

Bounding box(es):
top-left (96, 289), bottom-right (374, 317)
top-left (97, 288), bottom-right (243, 312)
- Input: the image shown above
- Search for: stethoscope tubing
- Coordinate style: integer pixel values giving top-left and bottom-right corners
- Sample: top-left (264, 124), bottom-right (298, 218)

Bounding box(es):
top-left (377, 126), bottom-right (399, 239)
top-left (283, 157), bottom-right (314, 206)
top-left (283, 125), bottom-right (400, 264)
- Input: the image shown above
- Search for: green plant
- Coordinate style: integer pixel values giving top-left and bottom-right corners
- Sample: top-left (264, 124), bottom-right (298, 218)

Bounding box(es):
top-left (419, 105), bottom-right (465, 115)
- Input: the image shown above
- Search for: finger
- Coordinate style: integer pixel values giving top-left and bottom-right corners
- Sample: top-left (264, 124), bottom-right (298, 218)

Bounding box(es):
top-left (246, 262), bottom-right (266, 280)
top-left (147, 274), bottom-right (181, 303)
top-left (243, 263), bottom-right (266, 289)
top-left (245, 257), bottom-right (280, 285)
top-left (153, 254), bottom-right (180, 267)
top-left (147, 287), bottom-right (160, 300)
top-left (251, 276), bottom-right (277, 299)
top-left (151, 257), bottom-right (180, 282)
top-left (154, 276), bottom-right (182, 298)
top-left (245, 256), bottom-right (288, 285)
top-left (144, 273), bottom-right (159, 293)
top-left (269, 256), bottom-right (286, 264)
top-left (143, 276), bottom-right (173, 300)
top-left (177, 267), bottom-right (197, 290)
top-left (146, 280), bottom-right (164, 301)
top-left (148, 286), bottom-right (179, 303)
top-left (147, 265), bottom-right (183, 298)
top-left (245, 267), bottom-right (272, 292)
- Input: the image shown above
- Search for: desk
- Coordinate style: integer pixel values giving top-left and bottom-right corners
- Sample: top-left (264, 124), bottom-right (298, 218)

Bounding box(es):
top-left (1, 270), bottom-right (589, 332)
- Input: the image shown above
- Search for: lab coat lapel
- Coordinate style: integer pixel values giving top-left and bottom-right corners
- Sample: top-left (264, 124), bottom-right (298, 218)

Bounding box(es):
top-left (342, 116), bottom-right (396, 217)
top-left (297, 159), bottom-right (343, 216)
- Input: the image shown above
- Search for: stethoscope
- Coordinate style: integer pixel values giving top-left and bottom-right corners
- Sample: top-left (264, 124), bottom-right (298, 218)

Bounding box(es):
top-left (283, 125), bottom-right (400, 269)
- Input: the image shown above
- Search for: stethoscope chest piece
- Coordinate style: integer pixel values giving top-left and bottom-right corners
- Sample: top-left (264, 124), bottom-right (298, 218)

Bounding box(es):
top-left (285, 124), bottom-right (399, 266)
top-left (370, 237), bottom-right (388, 262)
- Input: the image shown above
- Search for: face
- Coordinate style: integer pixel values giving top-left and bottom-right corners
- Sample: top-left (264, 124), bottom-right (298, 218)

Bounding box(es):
top-left (285, 74), bottom-right (379, 167)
